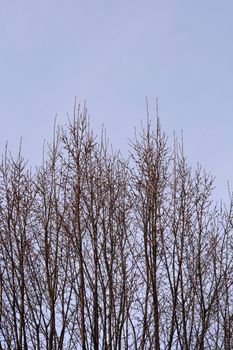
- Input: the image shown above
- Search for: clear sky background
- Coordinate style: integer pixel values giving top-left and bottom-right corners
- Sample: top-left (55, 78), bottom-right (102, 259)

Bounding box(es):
top-left (0, 0), bottom-right (232, 201)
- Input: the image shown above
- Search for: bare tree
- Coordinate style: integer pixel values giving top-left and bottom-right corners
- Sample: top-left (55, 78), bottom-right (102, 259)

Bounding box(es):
top-left (0, 102), bottom-right (232, 349)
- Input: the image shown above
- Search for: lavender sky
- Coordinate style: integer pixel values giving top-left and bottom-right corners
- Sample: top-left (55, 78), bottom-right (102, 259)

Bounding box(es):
top-left (0, 0), bottom-right (232, 201)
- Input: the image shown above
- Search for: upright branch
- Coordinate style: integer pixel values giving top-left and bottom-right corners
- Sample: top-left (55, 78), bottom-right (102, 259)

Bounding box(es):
top-left (0, 102), bottom-right (232, 349)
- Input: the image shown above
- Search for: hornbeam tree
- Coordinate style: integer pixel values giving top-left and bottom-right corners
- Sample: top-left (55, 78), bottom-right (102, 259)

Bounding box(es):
top-left (0, 103), bottom-right (232, 349)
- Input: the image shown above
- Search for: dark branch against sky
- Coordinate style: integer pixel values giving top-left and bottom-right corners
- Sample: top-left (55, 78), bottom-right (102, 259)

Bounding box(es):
top-left (0, 0), bottom-right (232, 201)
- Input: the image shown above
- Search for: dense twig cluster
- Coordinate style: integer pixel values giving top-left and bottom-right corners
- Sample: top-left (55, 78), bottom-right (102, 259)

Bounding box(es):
top-left (0, 105), bottom-right (232, 349)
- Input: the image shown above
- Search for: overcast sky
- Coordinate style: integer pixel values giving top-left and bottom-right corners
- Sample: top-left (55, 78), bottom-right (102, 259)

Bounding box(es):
top-left (0, 0), bottom-right (232, 201)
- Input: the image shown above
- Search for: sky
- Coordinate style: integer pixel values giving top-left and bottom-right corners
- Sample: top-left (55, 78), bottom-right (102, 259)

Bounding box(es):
top-left (0, 0), bottom-right (232, 202)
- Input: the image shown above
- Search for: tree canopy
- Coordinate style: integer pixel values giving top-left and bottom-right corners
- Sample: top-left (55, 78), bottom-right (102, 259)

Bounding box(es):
top-left (0, 104), bottom-right (232, 349)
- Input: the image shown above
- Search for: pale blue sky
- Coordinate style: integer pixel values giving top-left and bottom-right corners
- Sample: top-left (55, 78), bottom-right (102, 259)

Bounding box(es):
top-left (0, 0), bottom-right (232, 200)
